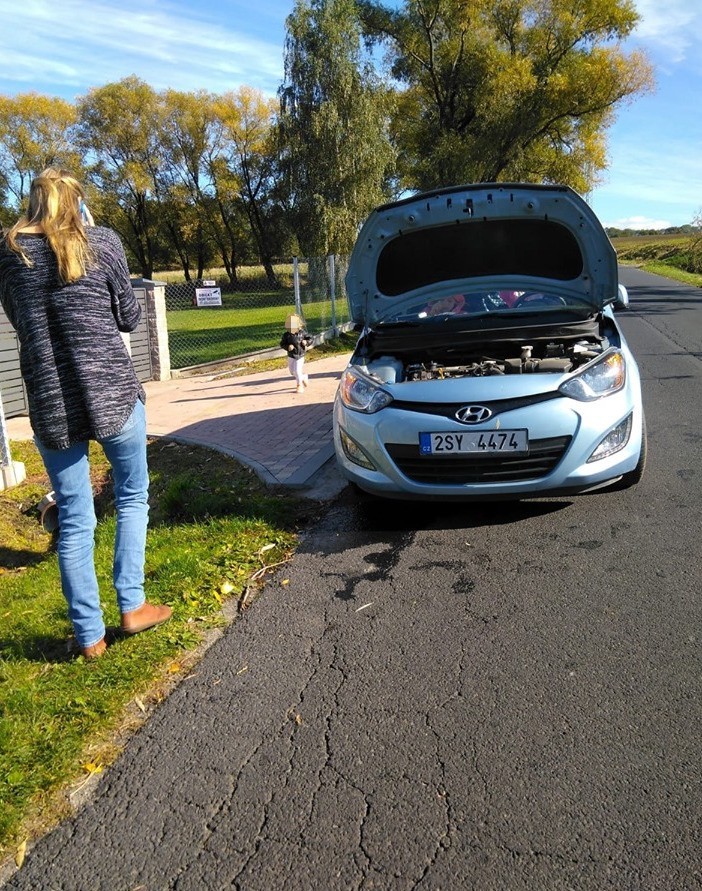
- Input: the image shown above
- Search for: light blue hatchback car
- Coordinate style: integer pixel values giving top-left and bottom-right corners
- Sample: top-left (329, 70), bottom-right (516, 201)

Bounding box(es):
top-left (333, 182), bottom-right (646, 499)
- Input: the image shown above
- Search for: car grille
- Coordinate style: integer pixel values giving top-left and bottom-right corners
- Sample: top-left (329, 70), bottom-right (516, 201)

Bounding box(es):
top-left (385, 436), bottom-right (571, 484)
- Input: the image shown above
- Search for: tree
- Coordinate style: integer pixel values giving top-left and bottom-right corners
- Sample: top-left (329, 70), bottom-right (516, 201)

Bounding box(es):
top-left (279, 0), bottom-right (396, 256)
top-left (215, 87), bottom-right (286, 287)
top-left (0, 93), bottom-right (80, 210)
top-left (76, 77), bottom-right (165, 278)
top-left (359, 0), bottom-right (654, 193)
top-left (156, 89), bottom-right (251, 285)
top-left (686, 209), bottom-right (702, 274)
top-left (205, 142), bottom-right (251, 287)
top-left (160, 90), bottom-right (220, 280)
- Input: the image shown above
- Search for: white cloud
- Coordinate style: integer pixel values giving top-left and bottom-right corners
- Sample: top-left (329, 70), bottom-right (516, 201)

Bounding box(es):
top-left (0, 0), bottom-right (285, 98)
top-left (604, 215), bottom-right (673, 230)
top-left (632, 0), bottom-right (702, 66)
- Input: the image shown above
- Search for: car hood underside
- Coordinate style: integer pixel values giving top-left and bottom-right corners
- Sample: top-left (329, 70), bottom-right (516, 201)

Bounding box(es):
top-left (345, 183), bottom-right (619, 326)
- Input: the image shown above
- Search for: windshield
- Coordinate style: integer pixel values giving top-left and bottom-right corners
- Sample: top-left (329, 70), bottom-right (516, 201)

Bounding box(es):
top-left (383, 289), bottom-right (590, 323)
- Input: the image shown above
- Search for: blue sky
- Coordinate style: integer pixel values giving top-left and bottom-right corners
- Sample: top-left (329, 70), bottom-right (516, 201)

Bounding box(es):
top-left (0, 0), bottom-right (699, 230)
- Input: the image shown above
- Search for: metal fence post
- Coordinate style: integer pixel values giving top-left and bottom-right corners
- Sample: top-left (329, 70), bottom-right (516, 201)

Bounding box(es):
top-left (293, 257), bottom-right (302, 317)
top-left (0, 387), bottom-right (26, 491)
top-left (328, 254), bottom-right (337, 336)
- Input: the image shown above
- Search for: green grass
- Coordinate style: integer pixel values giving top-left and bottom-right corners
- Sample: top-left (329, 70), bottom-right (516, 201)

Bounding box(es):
top-left (0, 438), bottom-right (322, 861)
top-left (636, 261), bottom-right (702, 288)
top-left (167, 299), bottom-right (350, 368)
top-left (193, 331), bottom-right (358, 378)
top-left (611, 232), bottom-right (688, 252)
top-left (158, 259), bottom-right (352, 368)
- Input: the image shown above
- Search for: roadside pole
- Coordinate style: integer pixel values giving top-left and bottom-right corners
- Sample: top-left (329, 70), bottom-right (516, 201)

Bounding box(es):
top-left (328, 254), bottom-right (338, 336)
top-left (293, 257), bottom-right (302, 317)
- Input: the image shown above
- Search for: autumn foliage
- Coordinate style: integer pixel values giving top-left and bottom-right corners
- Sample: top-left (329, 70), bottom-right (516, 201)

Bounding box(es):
top-left (0, 0), bottom-right (655, 279)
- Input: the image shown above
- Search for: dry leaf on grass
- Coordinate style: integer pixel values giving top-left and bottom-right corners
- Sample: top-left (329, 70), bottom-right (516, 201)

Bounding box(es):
top-left (15, 839), bottom-right (27, 868)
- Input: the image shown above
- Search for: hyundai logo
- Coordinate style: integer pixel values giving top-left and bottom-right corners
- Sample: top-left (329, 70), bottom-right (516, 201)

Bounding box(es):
top-left (455, 405), bottom-right (492, 424)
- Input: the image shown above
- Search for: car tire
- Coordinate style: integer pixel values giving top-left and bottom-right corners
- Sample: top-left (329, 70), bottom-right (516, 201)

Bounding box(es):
top-left (612, 413), bottom-right (647, 490)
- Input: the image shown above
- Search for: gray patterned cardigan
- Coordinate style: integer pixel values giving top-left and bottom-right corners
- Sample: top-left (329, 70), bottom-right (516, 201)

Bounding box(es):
top-left (0, 227), bottom-right (145, 450)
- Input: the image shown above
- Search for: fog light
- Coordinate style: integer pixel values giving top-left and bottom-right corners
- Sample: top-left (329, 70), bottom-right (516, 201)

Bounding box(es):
top-left (339, 428), bottom-right (377, 470)
top-left (587, 413), bottom-right (633, 462)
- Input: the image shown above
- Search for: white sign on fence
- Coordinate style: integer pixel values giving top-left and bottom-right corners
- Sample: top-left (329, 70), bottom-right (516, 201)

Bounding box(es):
top-left (194, 287), bottom-right (222, 307)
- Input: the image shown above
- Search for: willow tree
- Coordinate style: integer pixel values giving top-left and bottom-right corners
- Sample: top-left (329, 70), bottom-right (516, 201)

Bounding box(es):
top-left (359, 0), bottom-right (654, 193)
top-left (279, 0), bottom-right (396, 256)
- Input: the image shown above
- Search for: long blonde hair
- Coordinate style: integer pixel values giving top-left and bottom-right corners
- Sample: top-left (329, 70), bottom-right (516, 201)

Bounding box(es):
top-left (5, 168), bottom-right (93, 283)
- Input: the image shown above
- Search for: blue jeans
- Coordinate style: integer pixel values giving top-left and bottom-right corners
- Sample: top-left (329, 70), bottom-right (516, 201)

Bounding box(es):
top-left (36, 400), bottom-right (149, 648)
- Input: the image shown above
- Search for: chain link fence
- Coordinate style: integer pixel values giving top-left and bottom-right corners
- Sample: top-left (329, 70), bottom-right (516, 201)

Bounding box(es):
top-left (164, 256), bottom-right (352, 371)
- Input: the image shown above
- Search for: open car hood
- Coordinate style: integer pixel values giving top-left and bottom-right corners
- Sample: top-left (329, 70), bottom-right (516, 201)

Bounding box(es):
top-left (345, 183), bottom-right (618, 326)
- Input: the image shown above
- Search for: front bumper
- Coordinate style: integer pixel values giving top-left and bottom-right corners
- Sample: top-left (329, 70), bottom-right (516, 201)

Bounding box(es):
top-left (333, 386), bottom-right (644, 500)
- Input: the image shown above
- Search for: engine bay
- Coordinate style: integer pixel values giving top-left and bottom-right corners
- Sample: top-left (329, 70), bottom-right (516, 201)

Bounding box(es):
top-left (361, 337), bottom-right (610, 384)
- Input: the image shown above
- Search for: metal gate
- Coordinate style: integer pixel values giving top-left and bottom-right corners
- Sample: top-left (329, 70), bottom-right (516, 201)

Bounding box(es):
top-left (0, 287), bottom-right (153, 418)
top-left (0, 310), bottom-right (27, 417)
top-left (129, 287), bottom-right (153, 382)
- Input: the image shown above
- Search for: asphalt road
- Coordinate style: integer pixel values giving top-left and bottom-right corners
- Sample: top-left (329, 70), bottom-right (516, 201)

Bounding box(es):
top-left (4, 267), bottom-right (701, 891)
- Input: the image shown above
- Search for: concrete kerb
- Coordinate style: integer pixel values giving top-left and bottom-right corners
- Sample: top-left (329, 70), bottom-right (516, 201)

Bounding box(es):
top-left (141, 351), bottom-right (353, 499)
top-left (4, 351), bottom-right (353, 501)
top-left (145, 432), bottom-right (281, 487)
top-left (146, 434), bottom-right (345, 500)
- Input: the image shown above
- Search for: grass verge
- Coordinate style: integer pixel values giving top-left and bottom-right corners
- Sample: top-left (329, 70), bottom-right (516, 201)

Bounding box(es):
top-left (0, 438), bottom-right (323, 865)
top-left (613, 234), bottom-right (702, 289)
top-left (636, 261), bottom-right (702, 288)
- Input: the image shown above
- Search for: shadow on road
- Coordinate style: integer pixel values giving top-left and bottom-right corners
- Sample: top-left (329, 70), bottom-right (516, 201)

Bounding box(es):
top-left (322, 487), bottom-right (573, 534)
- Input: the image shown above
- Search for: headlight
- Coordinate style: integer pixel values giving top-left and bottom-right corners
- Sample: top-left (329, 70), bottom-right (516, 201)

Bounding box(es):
top-left (558, 349), bottom-right (626, 401)
top-left (339, 367), bottom-right (393, 413)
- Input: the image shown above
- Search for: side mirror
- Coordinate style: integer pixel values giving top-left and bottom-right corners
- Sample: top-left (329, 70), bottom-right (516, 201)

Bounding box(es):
top-left (614, 283), bottom-right (629, 310)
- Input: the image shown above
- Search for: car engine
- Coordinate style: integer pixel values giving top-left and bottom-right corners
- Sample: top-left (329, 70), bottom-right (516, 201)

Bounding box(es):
top-left (364, 339), bottom-right (608, 384)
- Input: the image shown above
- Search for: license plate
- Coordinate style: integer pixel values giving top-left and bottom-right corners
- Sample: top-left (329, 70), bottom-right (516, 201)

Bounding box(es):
top-left (419, 430), bottom-right (528, 456)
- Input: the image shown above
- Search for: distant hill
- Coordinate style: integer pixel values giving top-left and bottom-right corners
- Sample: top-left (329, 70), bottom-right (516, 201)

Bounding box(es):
top-left (606, 224), bottom-right (695, 238)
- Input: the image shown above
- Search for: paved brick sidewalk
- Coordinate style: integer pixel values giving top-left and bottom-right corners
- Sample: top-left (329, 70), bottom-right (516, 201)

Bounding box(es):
top-left (5, 353), bottom-right (352, 495)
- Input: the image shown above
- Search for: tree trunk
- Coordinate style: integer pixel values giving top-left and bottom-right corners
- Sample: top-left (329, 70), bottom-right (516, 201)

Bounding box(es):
top-left (244, 195), bottom-right (280, 289)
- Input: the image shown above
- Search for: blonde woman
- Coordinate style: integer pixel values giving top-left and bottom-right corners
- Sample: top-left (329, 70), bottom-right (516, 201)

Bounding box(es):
top-left (0, 169), bottom-right (171, 659)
